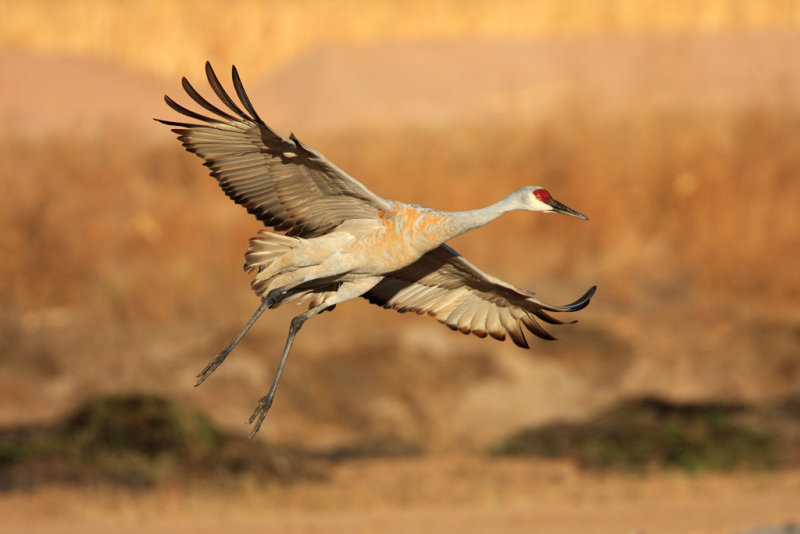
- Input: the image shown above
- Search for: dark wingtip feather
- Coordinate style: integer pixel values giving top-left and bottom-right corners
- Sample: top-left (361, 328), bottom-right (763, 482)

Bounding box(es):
top-left (162, 94), bottom-right (225, 125)
top-left (181, 75), bottom-right (240, 122)
top-left (567, 285), bottom-right (597, 311)
top-left (531, 308), bottom-right (569, 325)
top-left (232, 65), bottom-right (263, 123)
top-left (154, 117), bottom-right (203, 129)
top-left (521, 314), bottom-right (557, 341)
top-left (542, 285), bottom-right (597, 313)
top-left (205, 62), bottom-right (249, 120)
top-left (511, 332), bottom-right (530, 349)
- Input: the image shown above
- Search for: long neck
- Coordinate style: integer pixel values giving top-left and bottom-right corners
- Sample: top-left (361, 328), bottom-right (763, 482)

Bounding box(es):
top-left (444, 195), bottom-right (520, 239)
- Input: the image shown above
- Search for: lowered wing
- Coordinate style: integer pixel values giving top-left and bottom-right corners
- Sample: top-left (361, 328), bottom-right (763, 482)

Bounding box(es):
top-left (364, 245), bottom-right (596, 348)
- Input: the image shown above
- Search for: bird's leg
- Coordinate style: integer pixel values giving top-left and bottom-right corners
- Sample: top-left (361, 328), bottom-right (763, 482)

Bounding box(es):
top-left (246, 277), bottom-right (382, 438)
top-left (196, 298), bottom-right (269, 386)
top-left (247, 307), bottom-right (316, 438)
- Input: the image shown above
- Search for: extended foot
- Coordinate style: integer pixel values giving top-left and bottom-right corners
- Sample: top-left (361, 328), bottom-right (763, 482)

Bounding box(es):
top-left (195, 351), bottom-right (228, 386)
top-left (195, 300), bottom-right (270, 387)
top-left (248, 393), bottom-right (275, 438)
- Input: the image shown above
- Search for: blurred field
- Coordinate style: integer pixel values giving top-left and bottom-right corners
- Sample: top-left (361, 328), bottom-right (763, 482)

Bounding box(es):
top-left (3, 457), bottom-right (800, 534)
top-left (2, 1), bottom-right (800, 532)
top-left (3, 79), bottom-right (800, 436)
top-left (3, 0), bottom-right (800, 79)
top-left (4, 106), bottom-right (799, 439)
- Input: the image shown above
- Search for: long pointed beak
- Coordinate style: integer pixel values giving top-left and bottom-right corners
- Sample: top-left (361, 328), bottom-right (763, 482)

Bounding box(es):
top-left (549, 198), bottom-right (589, 220)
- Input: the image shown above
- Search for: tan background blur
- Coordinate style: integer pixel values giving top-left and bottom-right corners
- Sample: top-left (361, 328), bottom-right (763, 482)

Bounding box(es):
top-left (2, 1), bottom-right (800, 532)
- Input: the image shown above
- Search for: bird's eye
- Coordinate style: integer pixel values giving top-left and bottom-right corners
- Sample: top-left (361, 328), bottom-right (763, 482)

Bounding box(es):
top-left (534, 189), bottom-right (551, 202)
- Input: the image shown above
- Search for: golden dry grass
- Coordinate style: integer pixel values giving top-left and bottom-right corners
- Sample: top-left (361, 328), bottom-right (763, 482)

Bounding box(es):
top-left (3, 108), bottom-right (799, 324)
top-left (2, 0), bottom-right (800, 79)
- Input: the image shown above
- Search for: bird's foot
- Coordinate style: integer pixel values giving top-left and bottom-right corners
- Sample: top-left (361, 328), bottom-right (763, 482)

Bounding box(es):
top-left (195, 351), bottom-right (227, 386)
top-left (247, 393), bottom-right (274, 438)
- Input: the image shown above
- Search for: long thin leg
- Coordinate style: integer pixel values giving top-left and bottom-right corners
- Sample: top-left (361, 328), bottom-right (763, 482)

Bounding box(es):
top-left (246, 309), bottom-right (317, 437)
top-left (195, 298), bottom-right (270, 386)
top-left (247, 277), bottom-right (383, 438)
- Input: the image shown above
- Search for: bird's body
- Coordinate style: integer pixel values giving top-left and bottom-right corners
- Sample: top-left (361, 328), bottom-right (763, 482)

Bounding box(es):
top-left (247, 196), bottom-right (539, 300)
top-left (159, 63), bottom-right (596, 437)
top-left (252, 202), bottom-right (452, 285)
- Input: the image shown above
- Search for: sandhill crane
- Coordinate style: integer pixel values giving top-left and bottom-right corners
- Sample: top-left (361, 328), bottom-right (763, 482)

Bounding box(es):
top-left (158, 62), bottom-right (596, 437)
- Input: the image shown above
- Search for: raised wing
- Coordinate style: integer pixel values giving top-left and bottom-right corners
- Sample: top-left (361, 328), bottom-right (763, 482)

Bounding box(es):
top-left (157, 62), bottom-right (393, 237)
top-left (364, 245), bottom-right (596, 348)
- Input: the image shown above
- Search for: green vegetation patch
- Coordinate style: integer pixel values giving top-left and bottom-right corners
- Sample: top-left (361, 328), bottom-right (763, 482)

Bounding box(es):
top-left (0, 393), bottom-right (317, 490)
top-left (493, 397), bottom-right (799, 472)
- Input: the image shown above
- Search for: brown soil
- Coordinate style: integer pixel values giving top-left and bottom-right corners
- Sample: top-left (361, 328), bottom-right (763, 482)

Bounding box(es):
top-left (2, 457), bottom-right (799, 534)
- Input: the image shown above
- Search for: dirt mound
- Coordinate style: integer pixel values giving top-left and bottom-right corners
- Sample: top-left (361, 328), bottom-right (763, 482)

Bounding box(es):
top-left (495, 395), bottom-right (800, 471)
top-left (0, 393), bottom-right (316, 490)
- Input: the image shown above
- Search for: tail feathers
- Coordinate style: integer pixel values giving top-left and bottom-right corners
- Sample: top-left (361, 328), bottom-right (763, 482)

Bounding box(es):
top-left (243, 231), bottom-right (338, 311)
top-left (244, 231), bottom-right (299, 273)
top-left (245, 231), bottom-right (299, 301)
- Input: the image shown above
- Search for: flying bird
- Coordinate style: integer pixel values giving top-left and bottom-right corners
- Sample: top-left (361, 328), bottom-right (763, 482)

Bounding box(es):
top-left (158, 62), bottom-right (596, 437)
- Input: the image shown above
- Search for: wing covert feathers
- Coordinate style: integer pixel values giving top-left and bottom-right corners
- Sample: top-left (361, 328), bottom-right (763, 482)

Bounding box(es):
top-left (157, 61), bottom-right (392, 238)
top-left (364, 245), bottom-right (596, 348)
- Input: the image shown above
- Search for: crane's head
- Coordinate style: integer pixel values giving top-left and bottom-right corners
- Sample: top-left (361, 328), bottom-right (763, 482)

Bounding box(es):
top-left (522, 186), bottom-right (588, 220)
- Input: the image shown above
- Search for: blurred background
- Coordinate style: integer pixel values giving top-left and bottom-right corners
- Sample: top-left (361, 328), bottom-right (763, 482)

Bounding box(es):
top-left (1, 1), bottom-right (800, 533)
